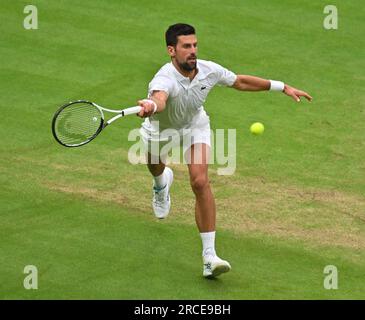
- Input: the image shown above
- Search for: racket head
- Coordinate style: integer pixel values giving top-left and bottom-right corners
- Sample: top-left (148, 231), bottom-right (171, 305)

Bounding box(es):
top-left (52, 100), bottom-right (104, 147)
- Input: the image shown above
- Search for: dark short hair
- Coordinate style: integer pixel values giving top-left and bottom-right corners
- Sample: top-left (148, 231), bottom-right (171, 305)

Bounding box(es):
top-left (165, 23), bottom-right (195, 47)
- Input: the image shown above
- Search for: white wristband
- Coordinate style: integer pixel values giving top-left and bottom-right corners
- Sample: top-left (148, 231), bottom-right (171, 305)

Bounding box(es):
top-left (142, 99), bottom-right (158, 114)
top-left (269, 80), bottom-right (285, 92)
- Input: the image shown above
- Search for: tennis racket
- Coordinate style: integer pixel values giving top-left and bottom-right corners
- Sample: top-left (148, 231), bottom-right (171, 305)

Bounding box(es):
top-left (52, 100), bottom-right (141, 147)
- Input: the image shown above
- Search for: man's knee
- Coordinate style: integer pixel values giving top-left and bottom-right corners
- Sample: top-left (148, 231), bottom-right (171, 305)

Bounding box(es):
top-left (190, 175), bottom-right (209, 193)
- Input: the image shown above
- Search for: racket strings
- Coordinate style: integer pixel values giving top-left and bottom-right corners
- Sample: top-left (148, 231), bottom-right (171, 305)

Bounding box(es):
top-left (54, 103), bottom-right (102, 145)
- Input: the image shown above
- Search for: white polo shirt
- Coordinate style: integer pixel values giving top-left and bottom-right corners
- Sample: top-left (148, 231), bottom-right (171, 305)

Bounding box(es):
top-left (141, 59), bottom-right (237, 137)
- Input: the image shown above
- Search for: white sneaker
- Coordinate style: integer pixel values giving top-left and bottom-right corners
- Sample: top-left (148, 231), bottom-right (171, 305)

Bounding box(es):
top-left (203, 255), bottom-right (231, 278)
top-left (152, 167), bottom-right (173, 219)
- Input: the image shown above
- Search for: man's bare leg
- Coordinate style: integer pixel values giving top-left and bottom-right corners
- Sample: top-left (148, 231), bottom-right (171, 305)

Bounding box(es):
top-left (147, 152), bottom-right (165, 177)
top-left (185, 144), bottom-right (215, 233)
top-left (185, 143), bottom-right (231, 277)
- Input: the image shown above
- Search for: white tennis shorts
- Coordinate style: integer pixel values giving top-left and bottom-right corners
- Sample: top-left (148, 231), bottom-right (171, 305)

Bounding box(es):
top-left (140, 111), bottom-right (211, 158)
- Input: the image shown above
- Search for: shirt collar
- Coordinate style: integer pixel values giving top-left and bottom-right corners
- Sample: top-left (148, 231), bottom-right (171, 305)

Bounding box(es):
top-left (170, 60), bottom-right (206, 88)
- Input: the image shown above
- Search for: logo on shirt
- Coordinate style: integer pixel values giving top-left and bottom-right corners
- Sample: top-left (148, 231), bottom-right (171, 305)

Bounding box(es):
top-left (200, 86), bottom-right (207, 90)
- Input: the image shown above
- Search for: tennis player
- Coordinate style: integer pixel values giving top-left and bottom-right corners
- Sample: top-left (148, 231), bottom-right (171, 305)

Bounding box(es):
top-left (137, 23), bottom-right (312, 278)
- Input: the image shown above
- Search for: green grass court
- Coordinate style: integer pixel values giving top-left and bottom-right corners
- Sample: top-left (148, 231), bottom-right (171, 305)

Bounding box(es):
top-left (0, 0), bottom-right (364, 299)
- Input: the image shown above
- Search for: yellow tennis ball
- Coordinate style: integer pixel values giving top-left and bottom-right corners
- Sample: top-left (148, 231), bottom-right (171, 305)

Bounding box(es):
top-left (250, 122), bottom-right (264, 135)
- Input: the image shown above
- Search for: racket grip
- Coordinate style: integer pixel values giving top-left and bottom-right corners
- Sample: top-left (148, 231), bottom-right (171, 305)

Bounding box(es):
top-left (123, 106), bottom-right (142, 116)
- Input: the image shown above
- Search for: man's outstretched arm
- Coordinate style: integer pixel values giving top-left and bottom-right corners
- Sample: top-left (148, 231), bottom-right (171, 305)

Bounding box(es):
top-left (232, 75), bottom-right (312, 102)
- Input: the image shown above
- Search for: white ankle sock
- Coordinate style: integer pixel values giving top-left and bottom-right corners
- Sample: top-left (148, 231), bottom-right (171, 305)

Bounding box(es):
top-left (153, 170), bottom-right (167, 189)
top-left (200, 231), bottom-right (216, 257)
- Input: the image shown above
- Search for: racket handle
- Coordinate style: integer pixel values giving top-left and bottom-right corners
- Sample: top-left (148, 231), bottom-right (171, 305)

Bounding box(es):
top-left (105, 106), bottom-right (143, 126)
top-left (123, 106), bottom-right (142, 116)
